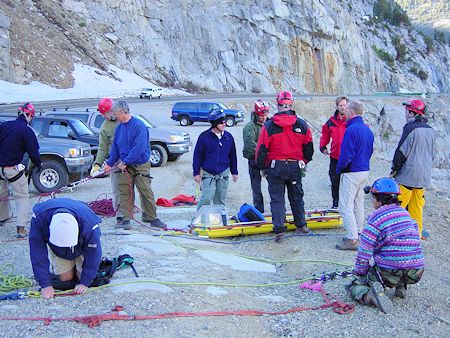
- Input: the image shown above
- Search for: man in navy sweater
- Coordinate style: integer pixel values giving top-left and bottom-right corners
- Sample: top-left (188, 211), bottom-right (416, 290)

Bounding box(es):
top-left (29, 198), bottom-right (102, 298)
top-left (336, 100), bottom-right (374, 250)
top-left (0, 103), bottom-right (41, 238)
top-left (193, 109), bottom-right (238, 210)
top-left (104, 100), bottom-right (166, 229)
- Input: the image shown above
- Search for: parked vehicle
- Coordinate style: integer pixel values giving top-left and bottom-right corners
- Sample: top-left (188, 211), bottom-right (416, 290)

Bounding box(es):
top-left (139, 88), bottom-right (163, 99)
top-left (29, 116), bottom-right (99, 160)
top-left (44, 109), bottom-right (192, 167)
top-left (0, 116), bottom-right (93, 193)
top-left (171, 101), bottom-right (245, 127)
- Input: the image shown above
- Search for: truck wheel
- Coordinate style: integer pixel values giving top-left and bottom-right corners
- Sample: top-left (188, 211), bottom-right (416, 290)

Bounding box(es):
top-left (179, 115), bottom-right (190, 126)
top-left (32, 160), bottom-right (69, 193)
top-left (150, 144), bottom-right (168, 167)
top-left (224, 116), bottom-right (235, 127)
top-left (139, 95), bottom-right (143, 99)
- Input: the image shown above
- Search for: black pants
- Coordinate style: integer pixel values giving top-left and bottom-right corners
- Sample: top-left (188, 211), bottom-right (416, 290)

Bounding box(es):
top-left (248, 159), bottom-right (266, 213)
top-left (268, 161), bottom-right (306, 234)
top-left (329, 158), bottom-right (340, 208)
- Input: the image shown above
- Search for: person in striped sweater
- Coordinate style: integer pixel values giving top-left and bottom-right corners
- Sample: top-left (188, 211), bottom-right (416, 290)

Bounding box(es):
top-left (347, 177), bottom-right (424, 313)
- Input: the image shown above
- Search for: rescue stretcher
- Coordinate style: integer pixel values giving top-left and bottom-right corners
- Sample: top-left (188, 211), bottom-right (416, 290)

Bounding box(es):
top-left (191, 209), bottom-right (342, 238)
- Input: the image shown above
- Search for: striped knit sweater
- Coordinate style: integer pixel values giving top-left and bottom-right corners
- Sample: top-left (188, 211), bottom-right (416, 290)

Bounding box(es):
top-left (354, 204), bottom-right (424, 275)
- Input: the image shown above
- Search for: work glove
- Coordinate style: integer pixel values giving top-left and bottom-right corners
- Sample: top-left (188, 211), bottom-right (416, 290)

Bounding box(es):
top-left (90, 164), bottom-right (101, 177)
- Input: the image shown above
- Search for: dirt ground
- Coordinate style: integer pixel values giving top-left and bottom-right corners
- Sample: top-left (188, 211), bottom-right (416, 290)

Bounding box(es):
top-left (0, 96), bottom-right (448, 337)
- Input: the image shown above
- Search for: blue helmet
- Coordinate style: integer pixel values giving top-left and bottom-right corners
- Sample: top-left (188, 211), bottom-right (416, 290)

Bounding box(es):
top-left (208, 109), bottom-right (226, 122)
top-left (369, 177), bottom-right (400, 195)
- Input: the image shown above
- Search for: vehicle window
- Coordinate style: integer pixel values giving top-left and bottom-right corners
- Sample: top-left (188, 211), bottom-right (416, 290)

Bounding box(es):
top-left (31, 119), bottom-right (45, 134)
top-left (176, 102), bottom-right (197, 110)
top-left (94, 115), bottom-right (104, 128)
top-left (48, 121), bottom-right (70, 137)
top-left (218, 103), bottom-right (227, 110)
top-left (71, 120), bottom-right (95, 136)
top-left (133, 115), bottom-right (155, 128)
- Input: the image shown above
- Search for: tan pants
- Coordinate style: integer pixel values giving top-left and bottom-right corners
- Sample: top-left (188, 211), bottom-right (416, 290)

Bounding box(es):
top-left (49, 249), bottom-right (84, 275)
top-left (0, 166), bottom-right (29, 228)
top-left (110, 169), bottom-right (123, 217)
top-left (117, 162), bottom-right (157, 221)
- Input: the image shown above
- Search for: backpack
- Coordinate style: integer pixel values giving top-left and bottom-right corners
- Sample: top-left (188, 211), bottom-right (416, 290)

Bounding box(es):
top-left (237, 203), bottom-right (265, 222)
top-left (90, 254), bottom-right (138, 287)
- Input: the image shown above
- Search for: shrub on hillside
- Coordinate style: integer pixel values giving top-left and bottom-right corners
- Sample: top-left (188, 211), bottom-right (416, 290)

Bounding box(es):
top-left (372, 45), bottom-right (395, 69)
top-left (373, 0), bottom-right (410, 27)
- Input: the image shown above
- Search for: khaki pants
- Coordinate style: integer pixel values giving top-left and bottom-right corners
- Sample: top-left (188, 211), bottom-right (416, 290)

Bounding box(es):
top-left (49, 249), bottom-right (84, 276)
top-left (338, 171), bottom-right (369, 240)
top-left (110, 169), bottom-right (123, 217)
top-left (398, 185), bottom-right (425, 237)
top-left (117, 162), bottom-right (157, 221)
top-left (0, 167), bottom-right (29, 228)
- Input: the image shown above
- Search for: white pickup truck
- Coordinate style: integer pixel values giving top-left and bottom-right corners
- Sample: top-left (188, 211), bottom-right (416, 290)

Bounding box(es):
top-left (139, 88), bottom-right (163, 99)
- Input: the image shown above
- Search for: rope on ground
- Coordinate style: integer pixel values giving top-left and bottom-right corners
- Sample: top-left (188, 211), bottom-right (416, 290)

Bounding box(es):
top-left (0, 264), bottom-right (33, 294)
top-left (87, 193), bottom-right (116, 217)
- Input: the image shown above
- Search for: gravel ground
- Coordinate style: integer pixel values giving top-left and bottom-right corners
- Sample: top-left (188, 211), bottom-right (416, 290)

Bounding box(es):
top-left (0, 97), bottom-right (448, 337)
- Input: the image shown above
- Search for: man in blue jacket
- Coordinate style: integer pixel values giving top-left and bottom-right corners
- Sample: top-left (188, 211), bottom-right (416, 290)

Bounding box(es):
top-left (103, 100), bottom-right (166, 230)
top-left (29, 198), bottom-right (102, 298)
top-left (193, 109), bottom-right (238, 210)
top-left (0, 103), bottom-right (41, 238)
top-left (336, 100), bottom-right (374, 250)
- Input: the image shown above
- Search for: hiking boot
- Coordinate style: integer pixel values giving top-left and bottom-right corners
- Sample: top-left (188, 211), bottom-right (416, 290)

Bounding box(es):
top-left (275, 233), bottom-right (284, 243)
top-left (115, 220), bottom-right (132, 230)
top-left (336, 238), bottom-right (359, 251)
top-left (116, 216), bottom-right (124, 225)
top-left (149, 218), bottom-right (167, 229)
top-left (364, 282), bottom-right (393, 314)
top-left (295, 226), bottom-right (310, 234)
top-left (0, 215), bottom-right (13, 226)
top-left (16, 226), bottom-right (27, 238)
top-left (395, 285), bottom-right (407, 299)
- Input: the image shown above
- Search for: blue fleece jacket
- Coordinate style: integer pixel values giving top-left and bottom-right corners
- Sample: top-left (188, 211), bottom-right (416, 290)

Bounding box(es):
top-left (0, 115), bottom-right (41, 167)
top-left (107, 116), bottom-right (150, 166)
top-left (29, 198), bottom-right (102, 288)
top-left (336, 116), bottom-right (374, 174)
top-left (193, 129), bottom-right (238, 176)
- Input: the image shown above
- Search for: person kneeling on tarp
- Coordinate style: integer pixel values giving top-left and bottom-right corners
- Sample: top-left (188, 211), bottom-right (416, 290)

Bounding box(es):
top-left (29, 198), bottom-right (102, 299)
top-left (347, 177), bottom-right (424, 313)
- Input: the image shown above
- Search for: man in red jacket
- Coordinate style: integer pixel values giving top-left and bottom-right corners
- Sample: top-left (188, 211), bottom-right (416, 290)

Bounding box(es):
top-left (256, 91), bottom-right (314, 242)
top-left (319, 96), bottom-right (348, 209)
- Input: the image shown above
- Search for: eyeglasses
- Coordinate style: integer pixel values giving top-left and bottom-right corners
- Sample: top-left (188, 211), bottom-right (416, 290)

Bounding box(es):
top-left (217, 121), bottom-right (226, 125)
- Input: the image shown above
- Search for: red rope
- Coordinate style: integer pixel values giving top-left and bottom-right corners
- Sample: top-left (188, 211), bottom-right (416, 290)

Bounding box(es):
top-left (87, 194), bottom-right (117, 217)
top-left (0, 294), bottom-right (355, 327)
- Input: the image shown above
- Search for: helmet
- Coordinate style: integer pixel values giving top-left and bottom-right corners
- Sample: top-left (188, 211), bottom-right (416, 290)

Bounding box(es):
top-left (403, 99), bottom-right (426, 115)
top-left (98, 98), bottom-right (114, 114)
top-left (276, 91), bottom-right (294, 105)
top-left (18, 102), bottom-right (35, 118)
top-left (208, 109), bottom-right (226, 122)
top-left (254, 100), bottom-right (269, 116)
top-left (368, 177), bottom-right (401, 195)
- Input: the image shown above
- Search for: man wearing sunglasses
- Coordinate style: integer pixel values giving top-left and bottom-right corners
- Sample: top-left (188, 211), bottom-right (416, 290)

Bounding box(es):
top-left (193, 109), bottom-right (238, 210)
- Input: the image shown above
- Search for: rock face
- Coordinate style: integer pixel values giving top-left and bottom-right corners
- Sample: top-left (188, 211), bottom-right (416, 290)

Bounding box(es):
top-left (0, 0), bottom-right (449, 94)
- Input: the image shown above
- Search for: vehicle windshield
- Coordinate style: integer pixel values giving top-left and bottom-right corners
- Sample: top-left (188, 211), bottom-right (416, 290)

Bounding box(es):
top-left (133, 115), bottom-right (155, 128)
top-left (218, 103), bottom-right (227, 110)
top-left (71, 120), bottom-right (95, 136)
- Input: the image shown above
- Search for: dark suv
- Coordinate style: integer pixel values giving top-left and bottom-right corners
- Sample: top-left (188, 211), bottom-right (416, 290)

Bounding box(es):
top-left (171, 101), bottom-right (245, 127)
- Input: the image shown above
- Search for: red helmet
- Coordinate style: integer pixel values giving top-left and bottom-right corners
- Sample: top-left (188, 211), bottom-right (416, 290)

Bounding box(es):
top-left (18, 102), bottom-right (35, 118)
top-left (276, 91), bottom-right (294, 105)
top-left (403, 99), bottom-right (426, 115)
top-left (98, 98), bottom-right (114, 114)
top-left (254, 100), bottom-right (269, 116)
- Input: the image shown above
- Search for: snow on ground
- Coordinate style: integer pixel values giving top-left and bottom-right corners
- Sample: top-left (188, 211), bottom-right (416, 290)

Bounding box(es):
top-left (0, 64), bottom-right (188, 103)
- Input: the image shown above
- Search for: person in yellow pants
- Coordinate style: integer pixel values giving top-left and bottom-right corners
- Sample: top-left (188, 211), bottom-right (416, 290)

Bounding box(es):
top-left (391, 99), bottom-right (435, 240)
top-left (398, 185), bottom-right (425, 238)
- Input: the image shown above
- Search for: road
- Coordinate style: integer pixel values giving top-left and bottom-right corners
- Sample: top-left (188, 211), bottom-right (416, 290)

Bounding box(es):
top-left (0, 92), bottom-right (410, 114)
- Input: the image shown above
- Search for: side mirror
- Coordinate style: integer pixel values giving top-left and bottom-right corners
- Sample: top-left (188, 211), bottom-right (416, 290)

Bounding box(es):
top-left (68, 131), bottom-right (76, 139)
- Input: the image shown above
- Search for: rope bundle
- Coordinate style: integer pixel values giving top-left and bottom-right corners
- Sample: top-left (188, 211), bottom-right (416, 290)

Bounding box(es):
top-left (0, 264), bottom-right (33, 294)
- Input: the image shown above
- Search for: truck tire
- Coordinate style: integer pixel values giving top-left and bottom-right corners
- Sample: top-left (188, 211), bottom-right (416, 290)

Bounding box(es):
top-left (179, 115), bottom-right (191, 126)
top-left (32, 160), bottom-right (69, 193)
top-left (224, 116), bottom-right (235, 127)
top-left (150, 144), bottom-right (168, 167)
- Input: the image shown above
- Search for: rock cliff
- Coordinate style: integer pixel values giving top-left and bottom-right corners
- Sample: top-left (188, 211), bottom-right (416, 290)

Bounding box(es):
top-left (0, 0), bottom-right (448, 94)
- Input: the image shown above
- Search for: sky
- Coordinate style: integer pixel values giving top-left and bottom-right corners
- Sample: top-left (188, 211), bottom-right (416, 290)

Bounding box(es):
top-left (0, 64), bottom-right (188, 104)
